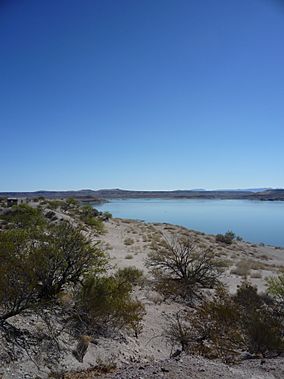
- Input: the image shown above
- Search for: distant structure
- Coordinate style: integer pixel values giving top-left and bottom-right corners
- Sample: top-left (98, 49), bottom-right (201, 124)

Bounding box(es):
top-left (7, 198), bottom-right (27, 207)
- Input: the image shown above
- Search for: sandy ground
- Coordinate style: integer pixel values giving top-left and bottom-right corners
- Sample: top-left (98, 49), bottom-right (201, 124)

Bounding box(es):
top-left (1, 216), bottom-right (284, 379)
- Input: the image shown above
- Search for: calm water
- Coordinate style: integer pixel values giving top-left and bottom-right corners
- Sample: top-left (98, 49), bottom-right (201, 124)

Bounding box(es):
top-left (95, 199), bottom-right (284, 247)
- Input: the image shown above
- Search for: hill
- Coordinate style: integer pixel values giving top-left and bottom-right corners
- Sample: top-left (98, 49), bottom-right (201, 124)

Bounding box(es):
top-left (1, 188), bottom-right (284, 201)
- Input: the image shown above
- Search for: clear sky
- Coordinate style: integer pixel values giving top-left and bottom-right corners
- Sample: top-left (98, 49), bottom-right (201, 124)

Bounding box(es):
top-left (1, 0), bottom-right (284, 191)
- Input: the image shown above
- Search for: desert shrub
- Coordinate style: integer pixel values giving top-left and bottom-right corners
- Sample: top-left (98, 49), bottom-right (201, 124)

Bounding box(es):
top-left (164, 311), bottom-right (192, 352)
top-left (184, 283), bottom-right (284, 360)
top-left (80, 204), bottom-right (94, 217)
top-left (79, 205), bottom-right (104, 233)
top-left (124, 238), bottom-right (134, 246)
top-left (83, 216), bottom-right (104, 233)
top-left (125, 254), bottom-right (134, 259)
top-left (231, 259), bottom-right (268, 277)
top-left (66, 197), bottom-right (79, 207)
top-left (115, 266), bottom-right (144, 286)
top-left (0, 221), bottom-right (107, 321)
top-left (0, 204), bottom-right (46, 229)
top-left (216, 231), bottom-right (235, 245)
top-left (267, 274), bottom-right (284, 306)
top-left (77, 273), bottom-right (145, 336)
top-left (46, 199), bottom-right (65, 210)
top-left (234, 282), bottom-right (284, 355)
top-left (230, 261), bottom-right (250, 277)
top-left (146, 236), bottom-right (220, 302)
top-left (35, 221), bottom-right (107, 299)
top-left (101, 211), bottom-right (112, 221)
top-left (0, 229), bottom-right (41, 321)
top-left (188, 286), bottom-right (244, 359)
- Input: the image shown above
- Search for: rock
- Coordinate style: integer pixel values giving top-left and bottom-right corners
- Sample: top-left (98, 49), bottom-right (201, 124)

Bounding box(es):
top-left (240, 352), bottom-right (254, 360)
top-left (171, 349), bottom-right (182, 358)
top-left (161, 367), bottom-right (169, 373)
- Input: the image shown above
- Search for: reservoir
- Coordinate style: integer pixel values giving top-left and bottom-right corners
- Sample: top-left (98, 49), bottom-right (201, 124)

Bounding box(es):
top-left (95, 198), bottom-right (284, 247)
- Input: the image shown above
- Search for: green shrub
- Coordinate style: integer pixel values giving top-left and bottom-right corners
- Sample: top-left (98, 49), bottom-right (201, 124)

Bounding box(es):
top-left (184, 283), bottom-right (284, 360)
top-left (101, 211), bottom-right (112, 221)
top-left (216, 231), bottom-right (235, 245)
top-left (46, 199), bottom-right (65, 210)
top-left (66, 197), bottom-right (79, 207)
top-left (83, 215), bottom-right (105, 233)
top-left (0, 229), bottom-right (40, 320)
top-left (0, 221), bottom-right (107, 321)
top-left (77, 273), bottom-right (145, 336)
top-left (267, 274), bottom-right (284, 306)
top-left (79, 205), bottom-right (104, 233)
top-left (124, 238), bottom-right (134, 246)
top-left (0, 204), bottom-right (46, 229)
top-left (35, 221), bottom-right (107, 299)
top-left (80, 204), bottom-right (94, 217)
top-left (234, 282), bottom-right (284, 355)
top-left (115, 267), bottom-right (144, 286)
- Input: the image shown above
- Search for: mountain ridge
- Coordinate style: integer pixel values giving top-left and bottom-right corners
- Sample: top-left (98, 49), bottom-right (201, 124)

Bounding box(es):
top-left (1, 188), bottom-right (284, 201)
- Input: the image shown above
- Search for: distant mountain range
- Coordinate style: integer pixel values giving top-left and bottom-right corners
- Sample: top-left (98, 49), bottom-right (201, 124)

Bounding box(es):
top-left (1, 188), bottom-right (284, 201)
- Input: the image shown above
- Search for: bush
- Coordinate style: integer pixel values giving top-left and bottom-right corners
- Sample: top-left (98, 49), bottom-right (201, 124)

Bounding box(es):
top-left (77, 273), bottom-right (145, 337)
top-left (66, 197), bottom-right (79, 207)
top-left (46, 199), bottom-right (65, 210)
top-left (234, 282), bottom-right (284, 356)
top-left (101, 211), bottom-right (112, 221)
top-left (146, 236), bottom-right (220, 302)
top-left (267, 274), bottom-right (284, 306)
top-left (0, 204), bottom-right (46, 229)
top-left (79, 205), bottom-right (104, 233)
top-left (0, 221), bottom-right (107, 321)
top-left (115, 266), bottom-right (144, 286)
top-left (35, 221), bottom-right (107, 299)
top-left (124, 238), bottom-right (134, 246)
top-left (216, 231), bottom-right (235, 245)
top-left (0, 229), bottom-right (41, 321)
top-left (164, 311), bottom-right (192, 352)
top-left (183, 283), bottom-right (284, 360)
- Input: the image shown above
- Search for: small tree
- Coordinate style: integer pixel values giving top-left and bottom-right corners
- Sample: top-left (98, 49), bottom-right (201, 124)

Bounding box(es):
top-left (35, 221), bottom-right (107, 299)
top-left (146, 236), bottom-right (220, 302)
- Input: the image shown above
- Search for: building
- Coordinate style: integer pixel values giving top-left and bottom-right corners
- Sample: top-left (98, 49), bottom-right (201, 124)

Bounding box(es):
top-left (7, 198), bottom-right (27, 207)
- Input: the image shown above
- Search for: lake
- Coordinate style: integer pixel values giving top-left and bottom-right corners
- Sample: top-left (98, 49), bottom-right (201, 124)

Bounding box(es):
top-left (95, 199), bottom-right (284, 247)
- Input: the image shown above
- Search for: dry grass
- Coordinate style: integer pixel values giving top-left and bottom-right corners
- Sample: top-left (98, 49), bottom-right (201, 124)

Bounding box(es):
top-left (250, 270), bottom-right (262, 279)
top-left (124, 238), bottom-right (135, 246)
top-left (125, 254), bottom-right (134, 259)
top-left (230, 258), bottom-right (277, 277)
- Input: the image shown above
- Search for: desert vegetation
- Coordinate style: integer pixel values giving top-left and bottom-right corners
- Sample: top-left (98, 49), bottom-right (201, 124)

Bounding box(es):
top-left (165, 282), bottom-right (284, 361)
top-left (0, 200), bottom-right (284, 378)
top-left (147, 235), bottom-right (221, 302)
top-left (215, 230), bottom-right (236, 244)
top-left (0, 201), bottom-right (145, 372)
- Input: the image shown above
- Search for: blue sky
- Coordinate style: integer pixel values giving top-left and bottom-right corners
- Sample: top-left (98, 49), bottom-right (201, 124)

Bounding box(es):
top-left (0, 0), bottom-right (284, 191)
